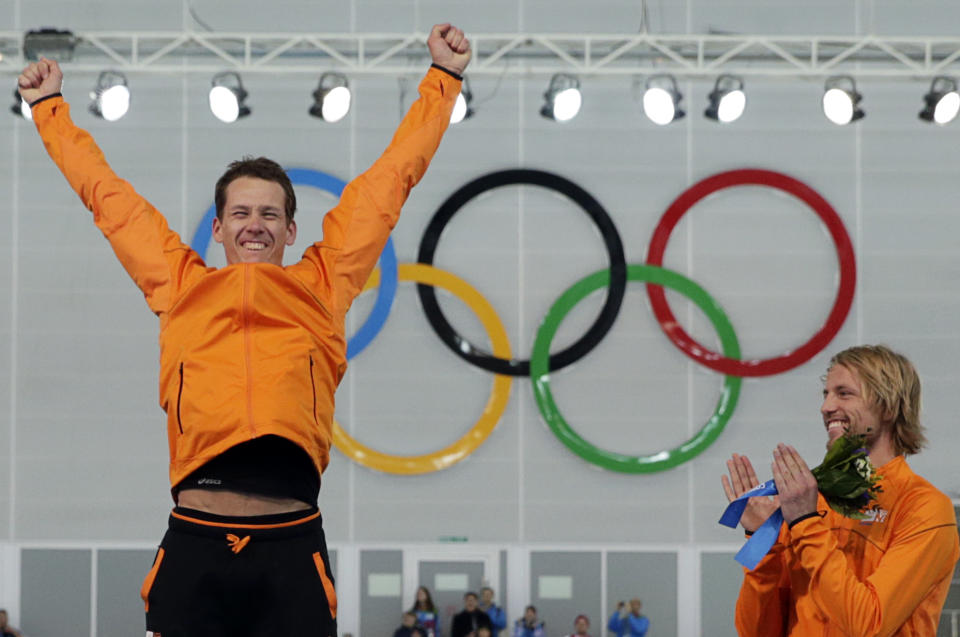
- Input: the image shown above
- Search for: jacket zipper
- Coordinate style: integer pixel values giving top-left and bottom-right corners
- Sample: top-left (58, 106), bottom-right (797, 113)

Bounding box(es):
top-left (309, 356), bottom-right (319, 426)
top-left (176, 362), bottom-right (184, 434)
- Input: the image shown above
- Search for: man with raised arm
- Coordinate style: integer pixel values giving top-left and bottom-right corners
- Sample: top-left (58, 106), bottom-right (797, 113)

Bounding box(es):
top-left (722, 345), bottom-right (959, 636)
top-left (18, 23), bottom-right (470, 637)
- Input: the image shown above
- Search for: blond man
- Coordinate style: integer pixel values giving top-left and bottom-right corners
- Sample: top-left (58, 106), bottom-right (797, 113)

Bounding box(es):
top-left (723, 345), bottom-right (959, 636)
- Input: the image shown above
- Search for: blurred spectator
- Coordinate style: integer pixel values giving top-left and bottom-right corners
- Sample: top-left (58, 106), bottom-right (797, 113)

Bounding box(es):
top-left (478, 586), bottom-right (507, 636)
top-left (607, 599), bottom-right (649, 637)
top-left (0, 610), bottom-right (22, 637)
top-left (394, 611), bottom-right (426, 637)
top-left (452, 591), bottom-right (493, 637)
top-left (563, 614), bottom-right (592, 637)
top-left (410, 586), bottom-right (441, 637)
top-left (512, 605), bottom-right (545, 637)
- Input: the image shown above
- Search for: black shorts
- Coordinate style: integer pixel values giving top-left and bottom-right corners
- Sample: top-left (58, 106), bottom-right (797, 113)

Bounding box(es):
top-left (141, 506), bottom-right (337, 637)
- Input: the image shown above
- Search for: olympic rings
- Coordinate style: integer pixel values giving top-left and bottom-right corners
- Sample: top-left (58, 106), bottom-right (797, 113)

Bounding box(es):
top-left (530, 265), bottom-right (742, 473)
top-left (645, 169), bottom-right (856, 377)
top-left (189, 168), bottom-right (399, 360)
top-left (331, 263), bottom-right (513, 474)
top-left (417, 169), bottom-right (627, 377)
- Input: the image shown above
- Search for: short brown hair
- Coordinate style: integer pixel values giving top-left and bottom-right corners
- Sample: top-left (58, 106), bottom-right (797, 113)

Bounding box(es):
top-left (828, 345), bottom-right (926, 455)
top-left (214, 156), bottom-right (296, 223)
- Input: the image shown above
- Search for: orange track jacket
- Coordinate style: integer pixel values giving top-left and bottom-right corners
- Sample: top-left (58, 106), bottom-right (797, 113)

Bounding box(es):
top-left (735, 455), bottom-right (959, 637)
top-left (32, 67), bottom-right (460, 490)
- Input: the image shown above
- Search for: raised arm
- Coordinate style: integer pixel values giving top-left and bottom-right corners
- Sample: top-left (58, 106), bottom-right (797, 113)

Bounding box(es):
top-left (19, 58), bottom-right (207, 315)
top-left (289, 24), bottom-right (471, 316)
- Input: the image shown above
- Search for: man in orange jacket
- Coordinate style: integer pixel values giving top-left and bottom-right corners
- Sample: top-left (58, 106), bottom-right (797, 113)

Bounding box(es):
top-left (18, 23), bottom-right (471, 637)
top-left (722, 345), bottom-right (959, 636)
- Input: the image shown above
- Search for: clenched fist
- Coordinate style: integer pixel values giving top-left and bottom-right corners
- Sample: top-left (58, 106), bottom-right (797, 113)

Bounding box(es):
top-left (427, 23), bottom-right (471, 76)
top-left (18, 57), bottom-right (63, 105)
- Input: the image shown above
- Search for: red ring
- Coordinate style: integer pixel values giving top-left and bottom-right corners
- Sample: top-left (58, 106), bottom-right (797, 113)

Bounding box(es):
top-left (644, 169), bottom-right (856, 377)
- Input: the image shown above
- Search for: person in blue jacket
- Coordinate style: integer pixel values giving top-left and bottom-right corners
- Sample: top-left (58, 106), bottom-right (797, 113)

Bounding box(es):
top-left (607, 599), bottom-right (649, 637)
top-left (411, 586), bottom-right (441, 637)
top-left (479, 586), bottom-right (507, 635)
top-left (512, 606), bottom-right (545, 637)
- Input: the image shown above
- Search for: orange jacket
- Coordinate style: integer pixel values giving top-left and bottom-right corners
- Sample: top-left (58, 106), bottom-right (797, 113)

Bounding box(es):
top-left (32, 67), bottom-right (460, 489)
top-left (736, 455), bottom-right (959, 637)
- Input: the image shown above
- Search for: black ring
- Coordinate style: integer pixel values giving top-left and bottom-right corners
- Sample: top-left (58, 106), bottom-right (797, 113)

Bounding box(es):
top-left (416, 169), bottom-right (627, 376)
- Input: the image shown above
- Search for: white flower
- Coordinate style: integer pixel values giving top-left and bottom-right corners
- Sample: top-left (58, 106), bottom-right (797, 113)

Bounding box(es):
top-left (853, 457), bottom-right (871, 480)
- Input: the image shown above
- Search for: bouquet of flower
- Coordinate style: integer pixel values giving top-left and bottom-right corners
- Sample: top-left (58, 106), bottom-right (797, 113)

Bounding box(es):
top-left (811, 431), bottom-right (883, 519)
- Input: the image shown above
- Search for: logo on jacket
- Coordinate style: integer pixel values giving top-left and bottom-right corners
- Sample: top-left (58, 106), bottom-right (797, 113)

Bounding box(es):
top-left (859, 508), bottom-right (889, 524)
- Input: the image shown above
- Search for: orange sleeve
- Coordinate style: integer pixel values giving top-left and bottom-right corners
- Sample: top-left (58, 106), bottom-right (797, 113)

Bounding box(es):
top-left (789, 492), bottom-right (959, 637)
top-left (31, 97), bottom-right (207, 315)
top-left (288, 66), bottom-right (460, 315)
top-left (735, 528), bottom-right (791, 637)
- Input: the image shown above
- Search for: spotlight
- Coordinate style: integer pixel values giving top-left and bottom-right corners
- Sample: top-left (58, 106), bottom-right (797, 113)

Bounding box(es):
top-left (11, 88), bottom-right (31, 121)
top-left (209, 71), bottom-right (251, 123)
top-left (918, 76), bottom-right (960, 125)
top-left (22, 28), bottom-right (77, 62)
top-left (643, 74), bottom-right (685, 125)
top-left (705, 75), bottom-right (746, 123)
top-left (309, 72), bottom-right (351, 123)
top-left (540, 74), bottom-right (582, 122)
top-left (822, 76), bottom-right (864, 125)
top-left (450, 76), bottom-right (474, 124)
top-left (89, 71), bottom-right (130, 122)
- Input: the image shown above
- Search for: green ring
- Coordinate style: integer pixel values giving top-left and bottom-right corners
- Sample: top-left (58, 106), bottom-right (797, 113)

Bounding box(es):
top-left (530, 264), bottom-right (742, 473)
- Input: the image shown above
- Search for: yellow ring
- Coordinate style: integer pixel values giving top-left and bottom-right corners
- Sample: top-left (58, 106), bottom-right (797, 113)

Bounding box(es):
top-left (332, 263), bottom-right (513, 474)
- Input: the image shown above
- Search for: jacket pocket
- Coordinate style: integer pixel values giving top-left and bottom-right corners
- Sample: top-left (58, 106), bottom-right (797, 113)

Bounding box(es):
top-left (313, 551), bottom-right (338, 619)
top-left (309, 356), bottom-right (319, 427)
top-left (140, 548), bottom-right (166, 612)
top-left (176, 362), bottom-right (184, 434)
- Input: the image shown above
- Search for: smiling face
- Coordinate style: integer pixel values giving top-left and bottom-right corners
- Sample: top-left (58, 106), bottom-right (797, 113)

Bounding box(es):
top-left (821, 363), bottom-right (885, 450)
top-left (212, 176), bottom-right (297, 266)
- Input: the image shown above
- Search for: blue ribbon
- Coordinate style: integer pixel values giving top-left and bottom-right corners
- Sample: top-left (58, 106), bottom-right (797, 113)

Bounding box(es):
top-left (719, 479), bottom-right (784, 570)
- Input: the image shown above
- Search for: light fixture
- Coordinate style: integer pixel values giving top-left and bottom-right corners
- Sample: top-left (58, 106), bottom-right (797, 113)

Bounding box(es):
top-left (22, 28), bottom-right (77, 62)
top-left (209, 71), bottom-right (251, 123)
top-left (89, 71), bottom-right (130, 122)
top-left (822, 76), bottom-right (864, 125)
top-left (643, 74), bottom-right (685, 125)
top-left (918, 76), bottom-right (960, 125)
top-left (705, 75), bottom-right (746, 123)
top-left (450, 76), bottom-right (474, 124)
top-left (540, 74), bottom-right (582, 122)
top-left (309, 72), bottom-right (351, 123)
top-left (11, 88), bottom-right (31, 120)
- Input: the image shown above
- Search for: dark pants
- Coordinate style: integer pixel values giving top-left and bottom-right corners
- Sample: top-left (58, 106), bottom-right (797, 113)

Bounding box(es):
top-left (142, 507), bottom-right (337, 637)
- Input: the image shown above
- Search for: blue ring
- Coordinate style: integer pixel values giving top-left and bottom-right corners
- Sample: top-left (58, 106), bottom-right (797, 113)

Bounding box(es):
top-left (189, 168), bottom-right (398, 360)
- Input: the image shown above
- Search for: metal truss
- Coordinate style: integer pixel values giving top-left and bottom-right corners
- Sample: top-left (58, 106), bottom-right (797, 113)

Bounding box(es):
top-left (2, 31), bottom-right (960, 78)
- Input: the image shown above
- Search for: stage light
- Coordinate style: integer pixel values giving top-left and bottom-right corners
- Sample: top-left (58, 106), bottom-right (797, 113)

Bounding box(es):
top-left (822, 76), bottom-right (864, 125)
top-left (540, 74), bottom-right (582, 122)
top-left (209, 71), bottom-right (251, 123)
top-left (23, 28), bottom-right (76, 62)
top-left (705, 75), bottom-right (746, 123)
top-left (918, 76), bottom-right (960, 125)
top-left (89, 71), bottom-right (130, 121)
top-left (11, 88), bottom-right (31, 120)
top-left (643, 74), bottom-right (685, 125)
top-left (450, 76), bottom-right (474, 124)
top-left (309, 72), bottom-right (351, 123)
